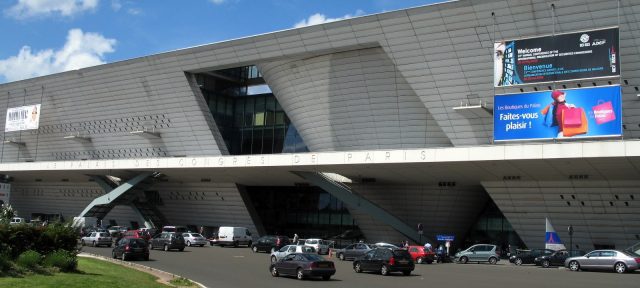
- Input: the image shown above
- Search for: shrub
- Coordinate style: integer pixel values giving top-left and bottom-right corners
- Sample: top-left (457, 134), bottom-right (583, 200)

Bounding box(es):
top-left (43, 250), bottom-right (77, 272)
top-left (0, 252), bottom-right (11, 272)
top-left (16, 250), bottom-right (41, 268)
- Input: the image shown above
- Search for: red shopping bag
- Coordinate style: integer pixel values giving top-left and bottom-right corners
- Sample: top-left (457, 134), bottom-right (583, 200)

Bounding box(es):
top-left (592, 100), bottom-right (616, 125)
top-left (563, 109), bottom-right (588, 137)
top-left (562, 107), bottom-right (583, 127)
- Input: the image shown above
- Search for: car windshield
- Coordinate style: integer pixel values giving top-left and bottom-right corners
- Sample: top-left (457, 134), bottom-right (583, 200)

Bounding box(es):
top-left (300, 254), bottom-right (324, 261)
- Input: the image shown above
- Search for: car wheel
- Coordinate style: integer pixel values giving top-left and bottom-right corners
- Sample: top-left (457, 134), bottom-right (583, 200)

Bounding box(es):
top-left (233, 241), bottom-right (238, 248)
top-left (108, 244), bottom-right (112, 248)
top-left (187, 241), bottom-right (191, 247)
top-left (296, 268), bottom-right (304, 280)
top-left (489, 257), bottom-right (498, 265)
top-left (427, 259), bottom-right (434, 264)
top-left (354, 262), bottom-right (362, 273)
top-left (417, 257), bottom-right (424, 264)
top-left (179, 247), bottom-right (184, 252)
top-left (460, 256), bottom-right (468, 264)
top-left (615, 262), bottom-right (627, 273)
top-left (381, 264), bottom-right (389, 276)
top-left (339, 253), bottom-right (345, 261)
top-left (271, 256), bottom-right (277, 263)
top-left (403, 270), bottom-right (411, 276)
top-left (322, 275), bottom-right (330, 280)
top-left (81, 240), bottom-right (86, 246)
top-left (164, 244), bottom-right (169, 252)
top-left (542, 260), bottom-right (550, 268)
top-left (569, 260), bottom-right (580, 271)
top-left (514, 257), bottom-right (522, 265)
top-left (200, 244), bottom-right (204, 247)
top-left (92, 241), bottom-right (96, 247)
top-left (247, 241), bottom-right (252, 247)
top-left (252, 246), bottom-right (258, 253)
top-left (144, 255), bottom-right (149, 261)
top-left (270, 265), bottom-right (279, 277)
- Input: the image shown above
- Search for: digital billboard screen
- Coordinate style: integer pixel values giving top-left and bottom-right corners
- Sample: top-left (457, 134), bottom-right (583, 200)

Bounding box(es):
top-left (493, 86), bottom-right (622, 141)
top-left (494, 27), bottom-right (619, 87)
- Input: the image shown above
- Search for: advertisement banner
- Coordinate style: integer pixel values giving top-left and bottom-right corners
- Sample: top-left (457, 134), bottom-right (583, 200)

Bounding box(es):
top-left (494, 27), bottom-right (619, 87)
top-left (0, 183), bottom-right (10, 206)
top-left (5, 104), bottom-right (41, 132)
top-left (494, 86), bottom-right (622, 141)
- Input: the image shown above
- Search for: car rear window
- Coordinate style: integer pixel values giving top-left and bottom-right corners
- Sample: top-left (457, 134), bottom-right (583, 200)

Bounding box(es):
top-left (99, 232), bottom-right (109, 237)
top-left (307, 240), bottom-right (318, 244)
top-left (393, 250), bottom-right (412, 259)
top-left (130, 239), bottom-right (147, 247)
top-left (192, 234), bottom-right (203, 238)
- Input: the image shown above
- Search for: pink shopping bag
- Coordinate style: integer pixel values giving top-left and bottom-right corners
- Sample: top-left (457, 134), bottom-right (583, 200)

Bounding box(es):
top-left (592, 100), bottom-right (616, 125)
top-left (563, 108), bottom-right (583, 127)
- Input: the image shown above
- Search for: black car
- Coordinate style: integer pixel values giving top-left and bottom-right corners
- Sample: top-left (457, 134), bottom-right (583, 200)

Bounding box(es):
top-left (510, 248), bottom-right (555, 265)
top-left (150, 232), bottom-right (186, 251)
top-left (353, 248), bottom-right (414, 276)
top-left (336, 243), bottom-right (374, 261)
top-left (251, 235), bottom-right (290, 253)
top-left (535, 250), bottom-right (586, 268)
top-left (112, 238), bottom-right (149, 261)
top-left (269, 253), bottom-right (335, 280)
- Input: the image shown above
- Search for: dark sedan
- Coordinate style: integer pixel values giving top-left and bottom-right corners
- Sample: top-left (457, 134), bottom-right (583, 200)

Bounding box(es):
top-left (353, 248), bottom-right (414, 276)
top-left (269, 253), bottom-right (335, 280)
top-left (251, 235), bottom-right (290, 253)
top-left (535, 250), bottom-right (586, 268)
top-left (112, 238), bottom-right (149, 261)
top-left (510, 248), bottom-right (555, 265)
top-left (336, 243), bottom-right (374, 261)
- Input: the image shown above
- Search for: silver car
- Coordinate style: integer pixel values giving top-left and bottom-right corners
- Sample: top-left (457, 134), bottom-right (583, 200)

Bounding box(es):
top-left (182, 233), bottom-right (207, 247)
top-left (270, 245), bottom-right (316, 263)
top-left (565, 249), bottom-right (640, 273)
top-left (81, 232), bottom-right (112, 247)
top-left (454, 244), bottom-right (500, 264)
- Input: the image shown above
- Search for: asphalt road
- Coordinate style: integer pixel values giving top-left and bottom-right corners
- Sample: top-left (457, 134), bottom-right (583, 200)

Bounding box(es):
top-left (81, 245), bottom-right (639, 288)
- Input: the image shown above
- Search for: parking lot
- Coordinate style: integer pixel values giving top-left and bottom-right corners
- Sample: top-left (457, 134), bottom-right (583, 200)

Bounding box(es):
top-left (82, 244), bottom-right (639, 288)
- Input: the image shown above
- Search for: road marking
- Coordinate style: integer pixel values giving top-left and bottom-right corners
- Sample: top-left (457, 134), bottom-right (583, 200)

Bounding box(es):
top-left (234, 256), bottom-right (245, 258)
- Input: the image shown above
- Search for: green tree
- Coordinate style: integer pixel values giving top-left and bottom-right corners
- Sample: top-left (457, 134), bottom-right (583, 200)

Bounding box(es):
top-left (0, 203), bottom-right (17, 224)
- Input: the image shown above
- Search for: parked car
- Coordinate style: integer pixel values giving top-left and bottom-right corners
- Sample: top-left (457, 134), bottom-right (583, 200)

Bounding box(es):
top-left (123, 230), bottom-right (151, 243)
top-left (251, 235), bottom-right (290, 253)
top-left (535, 250), bottom-right (586, 268)
top-left (407, 245), bottom-right (435, 264)
top-left (112, 238), bottom-right (149, 261)
top-left (335, 243), bottom-right (375, 261)
top-left (303, 238), bottom-right (329, 255)
top-left (217, 226), bottom-right (252, 247)
top-left (81, 231), bottom-right (113, 247)
top-left (353, 247), bottom-right (414, 276)
top-left (269, 253), bottom-right (335, 281)
top-left (183, 233), bottom-right (208, 247)
top-left (150, 232), bottom-right (186, 251)
top-left (9, 217), bottom-right (25, 225)
top-left (454, 244), bottom-right (500, 264)
top-left (565, 249), bottom-right (640, 273)
top-left (271, 245), bottom-right (317, 263)
top-left (162, 225), bottom-right (188, 233)
top-left (509, 248), bottom-right (555, 265)
top-left (107, 226), bottom-right (127, 236)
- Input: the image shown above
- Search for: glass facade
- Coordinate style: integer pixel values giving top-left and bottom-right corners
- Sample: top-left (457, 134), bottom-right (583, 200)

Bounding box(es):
top-left (463, 200), bottom-right (525, 253)
top-left (196, 66), bottom-right (308, 155)
top-left (245, 186), bottom-right (360, 241)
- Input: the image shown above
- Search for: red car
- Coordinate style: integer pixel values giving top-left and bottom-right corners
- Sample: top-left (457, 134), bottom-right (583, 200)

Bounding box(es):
top-left (123, 230), bottom-right (151, 243)
top-left (407, 245), bottom-right (435, 264)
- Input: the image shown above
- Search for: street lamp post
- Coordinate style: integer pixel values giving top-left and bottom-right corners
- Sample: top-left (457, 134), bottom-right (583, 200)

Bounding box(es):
top-left (568, 225), bottom-right (574, 252)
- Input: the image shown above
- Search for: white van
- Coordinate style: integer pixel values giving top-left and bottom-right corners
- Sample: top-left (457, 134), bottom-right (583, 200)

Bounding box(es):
top-left (10, 217), bottom-right (25, 225)
top-left (217, 226), bottom-right (252, 247)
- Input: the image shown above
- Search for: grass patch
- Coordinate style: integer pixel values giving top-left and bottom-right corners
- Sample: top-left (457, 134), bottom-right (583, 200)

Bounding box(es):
top-left (169, 277), bottom-right (196, 287)
top-left (0, 258), bottom-right (169, 288)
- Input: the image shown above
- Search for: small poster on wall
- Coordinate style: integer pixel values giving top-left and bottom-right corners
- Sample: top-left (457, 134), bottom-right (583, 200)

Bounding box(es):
top-left (5, 104), bottom-right (41, 132)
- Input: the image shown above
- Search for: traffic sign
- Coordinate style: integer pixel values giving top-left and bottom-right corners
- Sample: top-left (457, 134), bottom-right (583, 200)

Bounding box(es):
top-left (436, 234), bottom-right (455, 241)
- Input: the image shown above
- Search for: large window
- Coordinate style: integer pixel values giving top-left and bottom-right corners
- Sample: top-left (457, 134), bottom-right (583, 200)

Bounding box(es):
top-left (196, 66), bottom-right (308, 155)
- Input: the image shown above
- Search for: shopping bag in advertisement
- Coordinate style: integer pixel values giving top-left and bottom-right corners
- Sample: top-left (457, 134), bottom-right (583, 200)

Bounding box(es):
top-left (563, 109), bottom-right (588, 137)
top-left (541, 104), bottom-right (554, 127)
top-left (592, 100), bottom-right (616, 125)
top-left (562, 108), bottom-right (583, 127)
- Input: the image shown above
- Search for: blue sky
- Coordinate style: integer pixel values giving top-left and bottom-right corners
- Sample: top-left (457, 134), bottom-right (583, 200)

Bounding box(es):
top-left (0, 0), bottom-right (442, 84)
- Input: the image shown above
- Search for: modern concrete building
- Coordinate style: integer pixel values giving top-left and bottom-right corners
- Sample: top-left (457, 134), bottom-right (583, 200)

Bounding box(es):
top-left (1, 0), bottom-right (639, 251)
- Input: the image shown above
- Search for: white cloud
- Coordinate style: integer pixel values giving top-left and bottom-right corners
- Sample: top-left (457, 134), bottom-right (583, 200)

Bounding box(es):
top-left (209, 0), bottom-right (225, 4)
top-left (111, 0), bottom-right (122, 11)
top-left (0, 29), bottom-right (116, 82)
top-left (6, 0), bottom-right (99, 18)
top-left (127, 8), bottom-right (141, 15)
top-left (294, 9), bottom-right (365, 28)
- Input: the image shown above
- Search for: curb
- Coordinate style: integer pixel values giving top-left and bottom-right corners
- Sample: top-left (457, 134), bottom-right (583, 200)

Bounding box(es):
top-left (78, 252), bottom-right (207, 288)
